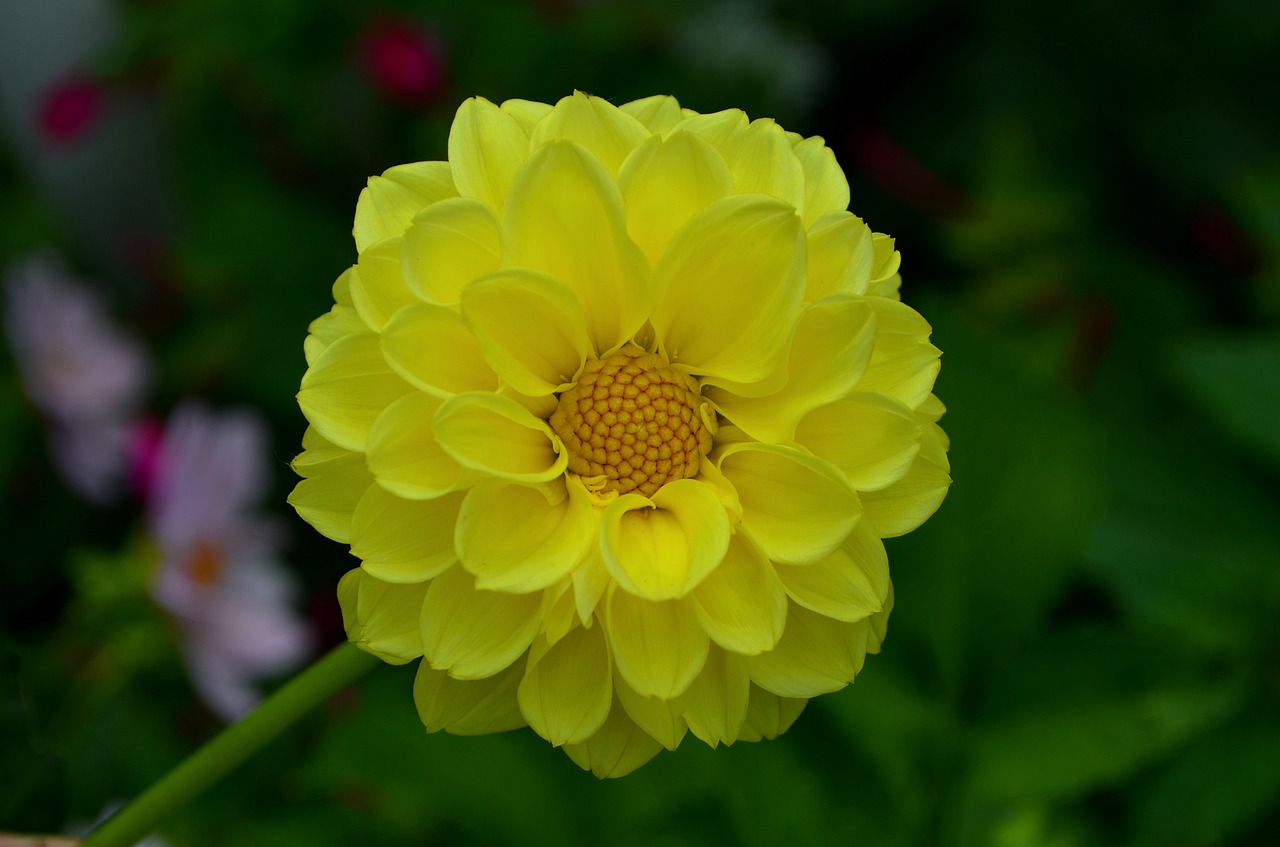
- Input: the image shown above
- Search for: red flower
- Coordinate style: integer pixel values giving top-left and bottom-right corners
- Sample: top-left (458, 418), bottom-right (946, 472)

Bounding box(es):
top-left (39, 76), bottom-right (102, 143)
top-left (360, 20), bottom-right (445, 103)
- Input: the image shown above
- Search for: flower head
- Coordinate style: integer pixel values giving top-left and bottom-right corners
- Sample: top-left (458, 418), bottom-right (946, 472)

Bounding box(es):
top-left (148, 403), bottom-right (313, 721)
top-left (291, 93), bottom-right (950, 776)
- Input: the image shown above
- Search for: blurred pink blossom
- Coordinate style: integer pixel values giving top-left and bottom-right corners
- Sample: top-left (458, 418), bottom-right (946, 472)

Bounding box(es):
top-left (3, 253), bottom-right (151, 502)
top-left (38, 74), bottom-right (103, 144)
top-left (145, 403), bottom-right (314, 721)
top-left (359, 19), bottom-right (445, 103)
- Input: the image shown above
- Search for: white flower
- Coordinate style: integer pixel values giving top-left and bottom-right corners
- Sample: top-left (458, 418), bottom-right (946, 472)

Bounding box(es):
top-left (3, 252), bottom-right (150, 502)
top-left (147, 402), bottom-right (313, 721)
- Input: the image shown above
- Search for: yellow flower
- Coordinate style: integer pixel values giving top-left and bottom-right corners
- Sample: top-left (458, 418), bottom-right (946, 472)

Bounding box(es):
top-left (290, 92), bottom-right (950, 777)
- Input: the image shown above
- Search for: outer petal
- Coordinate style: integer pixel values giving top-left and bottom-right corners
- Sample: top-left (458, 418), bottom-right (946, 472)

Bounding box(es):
top-left (718, 443), bottom-right (861, 565)
top-left (305, 269), bottom-right (367, 365)
top-left (350, 485), bottom-right (462, 583)
top-left (354, 161), bottom-right (456, 252)
top-left (600, 479), bottom-right (731, 601)
top-left (500, 98), bottom-right (553, 134)
top-left (433, 392), bottom-right (567, 483)
top-left (618, 131), bottom-right (734, 267)
top-left (420, 566), bottom-right (542, 680)
top-left (691, 530), bottom-right (787, 655)
top-left (805, 212), bottom-right (875, 301)
top-left (651, 195), bottom-right (804, 386)
top-left (448, 96), bottom-right (530, 214)
top-left (297, 332), bottom-right (412, 452)
top-left (400, 197), bottom-right (502, 305)
top-left (707, 297), bottom-right (876, 443)
top-left (530, 91), bottom-right (651, 176)
top-left (619, 94), bottom-right (684, 134)
top-left (606, 587), bottom-right (709, 700)
top-left (381, 303), bottom-right (499, 397)
top-left (366, 392), bottom-right (471, 499)
top-left (504, 139), bottom-right (651, 354)
top-left (748, 604), bottom-right (871, 698)
top-left (736, 686), bottom-right (808, 742)
top-left (860, 421), bottom-right (951, 537)
top-left (868, 232), bottom-right (902, 300)
top-left (856, 298), bottom-right (941, 409)
top-left (676, 647), bottom-right (750, 747)
top-left (456, 478), bottom-right (595, 592)
top-left (350, 236), bottom-right (421, 331)
top-left (289, 428), bottom-right (373, 543)
top-left (563, 697), bottom-right (665, 778)
top-left (461, 269), bottom-right (593, 396)
top-left (775, 518), bottom-right (888, 622)
top-left (518, 625), bottom-right (612, 746)
top-left (338, 568), bottom-right (429, 665)
top-left (792, 136), bottom-right (850, 226)
top-left (614, 674), bottom-right (687, 750)
top-left (716, 118), bottom-right (805, 210)
top-left (794, 392), bottom-right (923, 492)
top-left (414, 660), bottom-right (526, 735)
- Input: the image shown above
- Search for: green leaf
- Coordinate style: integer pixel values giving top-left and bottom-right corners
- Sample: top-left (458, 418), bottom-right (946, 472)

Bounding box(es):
top-left (1172, 334), bottom-right (1280, 468)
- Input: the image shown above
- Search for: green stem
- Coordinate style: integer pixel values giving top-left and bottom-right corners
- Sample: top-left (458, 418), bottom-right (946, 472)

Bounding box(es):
top-left (82, 642), bottom-right (378, 847)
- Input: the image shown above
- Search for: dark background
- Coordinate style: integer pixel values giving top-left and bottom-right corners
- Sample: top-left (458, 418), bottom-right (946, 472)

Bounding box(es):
top-left (2, 1), bottom-right (1278, 844)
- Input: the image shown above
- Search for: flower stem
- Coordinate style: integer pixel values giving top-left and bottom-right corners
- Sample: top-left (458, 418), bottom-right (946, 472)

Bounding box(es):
top-left (82, 641), bottom-right (378, 847)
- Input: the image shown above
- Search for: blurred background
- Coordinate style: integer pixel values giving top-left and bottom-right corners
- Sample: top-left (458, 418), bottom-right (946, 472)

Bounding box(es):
top-left (1, 0), bottom-right (1278, 845)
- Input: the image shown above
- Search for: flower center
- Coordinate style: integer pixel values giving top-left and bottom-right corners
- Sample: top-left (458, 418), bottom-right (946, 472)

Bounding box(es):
top-left (550, 344), bottom-right (716, 498)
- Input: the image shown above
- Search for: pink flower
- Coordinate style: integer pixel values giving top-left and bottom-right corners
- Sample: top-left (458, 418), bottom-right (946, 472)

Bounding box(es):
top-left (39, 75), bottom-right (103, 144)
top-left (3, 253), bottom-right (151, 502)
top-left (146, 403), bottom-right (313, 721)
top-left (359, 19), bottom-right (445, 103)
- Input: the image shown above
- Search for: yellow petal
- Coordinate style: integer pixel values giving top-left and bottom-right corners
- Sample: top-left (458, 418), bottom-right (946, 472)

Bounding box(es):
top-left (448, 96), bottom-right (530, 214)
top-left (735, 686), bottom-right (807, 742)
top-left (563, 696), bottom-right (665, 778)
top-left (572, 547), bottom-right (611, 626)
top-left (618, 130), bottom-right (734, 267)
top-left (718, 118), bottom-right (806, 210)
top-left (305, 269), bottom-right (367, 366)
top-left (775, 518), bottom-right (888, 622)
top-left (365, 392), bottom-right (472, 499)
top-left (794, 392), bottom-right (923, 492)
top-left (530, 91), bottom-right (651, 176)
top-left (856, 298), bottom-right (941, 408)
top-left (500, 98), bottom-right (553, 134)
top-left (651, 195), bottom-right (805, 386)
top-left (600, 479), bottom-right (731, 601)
top-left (539, 580), bottom-right (578, 647)
top-left (421, 566), bottom-right (542, 680)
top-left (671, 108), bottom-right (749, 153)
top-left (353, 161), bottom-right (456, 252)
top-left (518, 625), bottom-right (612, 746)
top-left (707, 297), bottom-right (876, 443)
top-left (297, 332), bottom-right (412, 452)
top-left (614, 674), bottom-right (687, 750)
top-left (350, 485), bottom-right (462, 583)
top-left (288, 429), bottom-right (373, 544)
top-left (792, 135), bottom-right (850, 226)
top-left (503, 139), bottom-right (651, 354)
top-left (606, 587), bottom-right (709, 699)
top-left (868, 232), bottom-right (902, 300)
top-left (400, 197), bottom-right (502, 305)
top-left (338, 568), bottom-right (429, 665)
top-left (748, 604), bottom-right (871, 698)
top-left (861, 421), bottom-right (951, 537)
top-left (619, 94), bottom-right (684, 134)
top-left (805, 212), bottom-right (875, 301)
top-left (381, 302), bottom-right (499, 397)
top-left (457, 478), bottom-right (595, 592)
top-left (691, 531), bottom-right (787, 655)
top-left (676, 647), bottom-right (750, 747)
top-left (433, 392), bottom-right (567, 483)
top-left (717, 443), bottom-right (860, 565)
top-left (349, 235), bottom-right (421, 332)
top-left (460, 269), bottom-right (593, 396)
top-left (413, 659), bottom-right (526, 735)
top-left (867, 580), bottom-right (894, 654)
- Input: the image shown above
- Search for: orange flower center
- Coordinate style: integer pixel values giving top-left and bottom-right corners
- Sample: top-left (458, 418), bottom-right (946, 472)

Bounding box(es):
top-left (550, 345), bottom-right (716, 497)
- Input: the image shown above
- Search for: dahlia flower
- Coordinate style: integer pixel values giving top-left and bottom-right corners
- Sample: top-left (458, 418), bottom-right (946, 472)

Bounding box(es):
top-left (291, 92), bottom-right (949, 776)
